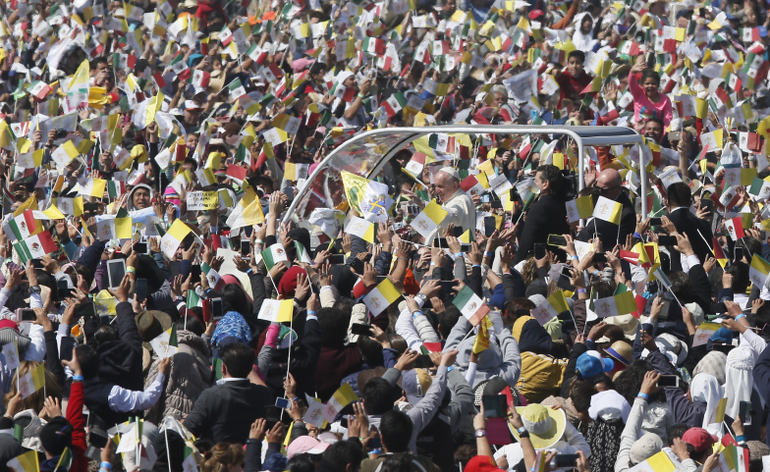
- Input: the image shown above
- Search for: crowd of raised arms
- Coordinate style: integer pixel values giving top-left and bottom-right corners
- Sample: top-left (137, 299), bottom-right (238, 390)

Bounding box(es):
top-left (5, 0), bottom-right (770, 470)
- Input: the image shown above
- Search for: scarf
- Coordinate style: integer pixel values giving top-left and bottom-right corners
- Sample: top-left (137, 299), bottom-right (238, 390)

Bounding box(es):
top-left (690, 373), bottom-right (724, 429)
top-left (587, 418), bottom-right (624, 472)
top-left (211, 311), bottom-right (252, 346)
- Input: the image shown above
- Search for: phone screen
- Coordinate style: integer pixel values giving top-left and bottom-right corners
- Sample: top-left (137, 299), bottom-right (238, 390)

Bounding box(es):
top-left (275, 398), bottom-right (291, 409)
top-left (739, 400), bottom-right (752, 425)
top-left (649, 218), bottom-right (662, 226)
top-left (136, 278), bottom-right (148, 303)
top-left (20, 308), bottom-right (36, 322)
top-left (658, 236), bottom-right (677, 246)
top-left (351, 323), bottom-right (374, 336)
top-left (135, 242), bottom-right (149, 255)
top-left (89, 429), bottom-right (109, 449)
top-left (656, 375), bottom-right (680, 387)
top-left (57, 279), bottom-right (72, 300)
top-left (241, 240), bottom-right (251, 257)
top-left (593, 253), bottom-right (607, 263)
top-left (481, 395), bottom-right (508, 418)
top-left (211, 298), bottom-right (224, 320)
top-left (534, 243), bottom-right (546, 259)
top-left (484, 217), bottom-right (497, 237)
top-left (31, 259), bottom-right (45, 269)
top-left (556, 455), bottom-right (579, 468)
top-left (547, 235), bottom-right (567, 247)
top-left (107, 259), bottom-right (126, 289)
top-left (432, 238), bottom-right (449, 248)
top-left (60, 337), bottom-right (75, 362)
top-left (414, 355), bottom-right (434, 369)
top-left (735, 246), bottom-right (744, 262)
top-left (328, 254), bottom-right (346, 264)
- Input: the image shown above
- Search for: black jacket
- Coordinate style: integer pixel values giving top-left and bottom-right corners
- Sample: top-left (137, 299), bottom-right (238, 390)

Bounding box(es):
top-left (514, 193), bottom-right (570, 265)
top-left (97, 301), bottom-right (144, 391)
top-left (665, 208), bottom-right (713, 270)
top-left (183, 379), bottom-right (273, 444)
top-left (577, 191), bottom-right (636, 251)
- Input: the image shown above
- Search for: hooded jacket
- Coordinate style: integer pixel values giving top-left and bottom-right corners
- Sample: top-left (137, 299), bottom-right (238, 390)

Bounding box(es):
top-left (126, 184), bottom-right (155, 212)
top-left (444, 311), bottom-right (521, 388)
top-left (144, 330), bottom-right (214, 423)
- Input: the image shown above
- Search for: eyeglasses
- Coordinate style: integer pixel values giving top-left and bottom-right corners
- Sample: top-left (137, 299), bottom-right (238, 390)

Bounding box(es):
top-left (596, 184), bottom-right (620, 195)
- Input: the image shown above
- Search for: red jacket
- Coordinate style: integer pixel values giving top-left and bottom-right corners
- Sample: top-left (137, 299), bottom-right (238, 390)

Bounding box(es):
top-left (67, 381), bottom-right (88, 472)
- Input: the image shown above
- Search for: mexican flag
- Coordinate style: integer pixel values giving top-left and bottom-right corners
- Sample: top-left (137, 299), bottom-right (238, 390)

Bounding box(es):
top-left (453, 285), bottom-right (490, 326)
top-left (192, 70), bottom-right (210, 90)
top-left (4, 210), bottom-right (43, 241)
top-left (382, 92), bottom-right (407, 117)
top-left (14, 232), bottom-right (58, 264)
top-left (202, 262), bottom-right (226, 292)
top-left (261, 243), bottom-right (289, 270)
top-left (295, 241), bottom-right (312, 264)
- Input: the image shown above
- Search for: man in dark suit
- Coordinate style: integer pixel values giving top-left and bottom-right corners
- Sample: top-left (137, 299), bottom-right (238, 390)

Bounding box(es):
top-left (662, 182), bottom-right (713, 271)
top-left (514, 164), bottom-right (571, 265)
top-left (184, 342), bottom-right (273, 444)
top-left (577, 169), bottom-right (636, 250)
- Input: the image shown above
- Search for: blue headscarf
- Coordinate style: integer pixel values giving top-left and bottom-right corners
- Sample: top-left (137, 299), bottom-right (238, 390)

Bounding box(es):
top-left (211, 311), bottom-right (252, 346)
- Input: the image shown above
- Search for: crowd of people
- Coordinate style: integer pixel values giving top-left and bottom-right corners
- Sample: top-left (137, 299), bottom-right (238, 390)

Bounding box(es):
top-left (3, 0), bottom-right (770, 470)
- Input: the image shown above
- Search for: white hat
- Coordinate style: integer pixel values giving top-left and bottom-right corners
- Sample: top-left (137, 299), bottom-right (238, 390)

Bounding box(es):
top-left (438, 167), bottom-right (460, 181)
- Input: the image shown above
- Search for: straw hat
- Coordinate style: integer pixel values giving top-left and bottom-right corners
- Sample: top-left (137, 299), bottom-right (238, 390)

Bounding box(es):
top-left (207, 70), bottom-right (226, 94)
top-left (512, 404), bottom-right (566, 449)
top-left (606, 340), bottom-right (633, 367)
top-left (603, 314), bottom-right (639, 341)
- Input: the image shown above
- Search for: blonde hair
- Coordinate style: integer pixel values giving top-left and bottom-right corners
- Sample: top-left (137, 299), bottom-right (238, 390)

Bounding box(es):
top-left (201, 443), bottom-right (245, 472)
top-left (3, 361), bottom-right (63, 414)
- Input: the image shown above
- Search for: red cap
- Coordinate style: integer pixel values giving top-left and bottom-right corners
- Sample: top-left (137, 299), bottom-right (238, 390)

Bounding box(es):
top-left (464, 456), bottom-right (506, 472)
top-left (682, 428), bottom-right (718, 452)
top-left (0, 320), bottom-right (18, 331)
top-left (529, 9), bottom-right (545, 20)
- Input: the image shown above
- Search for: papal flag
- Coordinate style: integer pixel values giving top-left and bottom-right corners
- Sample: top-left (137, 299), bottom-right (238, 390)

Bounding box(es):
top-left (363, 278), bottom-right (401, 316)
top-left (410, 200), bottom-right (448, 239)
top-left (530, 290), bottom-right (569, 326)
top-left (592, 196), bottom-right (623, 225)
top-left (257, 299), bottom-right (294, 322)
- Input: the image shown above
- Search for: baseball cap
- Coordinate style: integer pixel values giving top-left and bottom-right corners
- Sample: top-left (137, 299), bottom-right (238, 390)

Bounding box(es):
top-left (682, 428), bottom-right (718, 452)
top-left (184, 100), bottom-right (202, 110)
top-left (529, 9), bottom-right (545, 20)
top-left (464, 456), bottom-right (506, 472)
top-left (576, 351), bottom-right (614, 379)
top-left (286, 436), bottom-right (330, 459)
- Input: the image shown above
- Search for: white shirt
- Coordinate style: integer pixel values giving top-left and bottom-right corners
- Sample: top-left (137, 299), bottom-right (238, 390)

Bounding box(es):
top-left (107, 373), bottom-right (166, 412)
top-left (442, 189), bottom-right (476, 235)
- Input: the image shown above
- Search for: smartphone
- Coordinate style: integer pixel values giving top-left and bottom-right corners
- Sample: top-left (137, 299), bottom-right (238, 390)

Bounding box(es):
top-left (481, 395), bottom-right (508, 418)
top-left (593, 253), bottom-right (607, 263)
top-left (31, 259), bottom-right (45, 269)
top-left (734, 246), bottom-right (744, 262)
top-left (561, 266), bottom-right (573, 279)
top-left (432, 238), bottom-right (449, 248)
top-left (484, 216), bottom-right (497, 237)
top-left (136, 278), bottom-right (148, 303)
top-left (134, 242), bottom-right (149, 255)
top-left (415, 354), bottom-right (434, 369)
top-left (658, 236), bottom-right (677, 246)
top-left (106, 259), bottom-right (126, 290)
top-left (57, 279), bottom-right (72, 300)
top-left (18, 308), bottom-right (36, 322)
top-left (658, 293), bottom-right (672, 320)
top-left (555, 454), bottom-right (579, 468)
top-left (328, 254), bottom-right (346, 264)
top-left (275, 398), bottom-right (291, 409)
top-left (89, 428), bottom-right (109, 449)
top-left (74, 301), bottom-right (95, 319)
top-left (656, 375), bottom-right (680, 388)
top-left (534, 243), bottom-right (546, 259)
top-left (700, 199), bottom-right (713, 213)
top-left (241, 240), bottom-right (251, 257)
top-left (368, 436), bottom-right (382, 449)
top-left (547, 234), bottom-right (567, 247)
top-left (440, 280), bottom-right (456, 294)
top-left (211, 297), bottom-right (224, 320)
top-left (649, 218), bottom-right (662, 226)
top-left (60, 337), bottom-right (75, 362)
top-left (350, 258), bottom-right (365, 274)
top-left (739, 400), bottom-right (752, 425)
top-left (351, 323), bottom-right (374, 336)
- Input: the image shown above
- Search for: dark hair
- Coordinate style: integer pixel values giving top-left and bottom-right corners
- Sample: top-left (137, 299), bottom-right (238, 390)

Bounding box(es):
top-left (613, 359), bottom-right (655, 404)
top-left (380, 410), bottom-right (413, 453)
top-left (437, 305), bottom-right (461, 339)
top-left (667, 424), bottom-right (690, 446)
top-left (318, 307), bottom-right (351, 347)
top-left (567, 50), bottom-right (585, 63)
top-left (286, 455), bottom-right (315, 472)
top-left (220, 342), bottom-right (255, 378)
top-left (176, 314), bottom-right (205, 337)
top-left (668, 272), bottom-right (693, 302)
top-left (358, 336), bottom-right (384, 366)
top-left (93, 324), bottom-right (118, 349)
top-left (742, 236), bottom-right (762, 261)
top-left (568, 379), bottom-right (597, 413)
top-left (321, 438), bottom-right (365, 470)
top-left (184, 158), bottom-right (198, 171)
top-left (535, 164), bottom-right (565, 194)
top-left (90, 57), bottom-right (108, 69)
top-left (666, 182), bottom-right (691, 207)
top-left (379, 455), bottom-right (413, 472)
top-left (222, 284), bottom-right (252, 318)
top-left (362, 378), bottom-right (398, 415)
top-left (640, 69), bottom-right (660, 87)
top-left (591, 281), bottom-right (615, 299)
top-left (503, 298), bottom-right (536, 326)
top-left (646, 117), bottom-right (664, 129)
top-left (454, 444), bottom-right (478, 471)
top-left (310, 62), bottom-right (328, 76)
top-left (725, 262), bottom-right (750, 293)
top-left (76, 344), bottom-right (100, 380)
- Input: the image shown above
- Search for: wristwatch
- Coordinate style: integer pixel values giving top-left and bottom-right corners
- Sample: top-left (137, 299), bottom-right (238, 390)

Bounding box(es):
top-left (29, 286), bottom-right (41, 294)
top-left (516, 426), bottom-right (529, 438)
top-left (415, 293), bottom-right (427, 303)
top-left (475, 429), bottom-right (487, 438)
